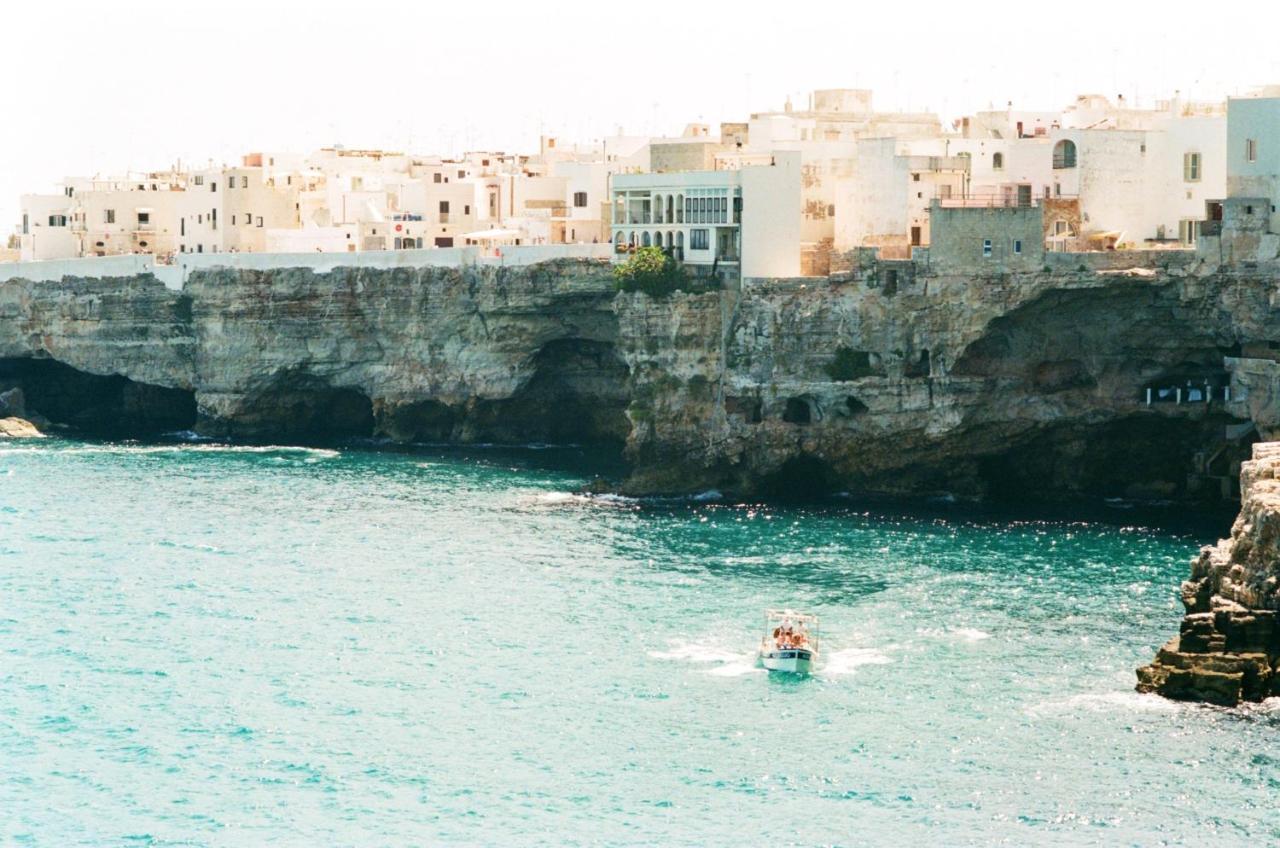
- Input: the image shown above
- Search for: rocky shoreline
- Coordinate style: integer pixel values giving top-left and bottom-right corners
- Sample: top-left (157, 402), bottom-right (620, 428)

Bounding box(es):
top-left (1137, 441), bottom-right (1280, 706)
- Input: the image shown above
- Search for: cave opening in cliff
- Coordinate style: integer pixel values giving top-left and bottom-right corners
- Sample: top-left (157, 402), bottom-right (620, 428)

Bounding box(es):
top-left (217, 375), bottom-right (375, 443)
top-left (0, 357), bottom-right (196, 437)
top-left (977, 415), bottom-right (1257, 506)
top-left (466, 338), bottom-right (631, 449)
top-left (758, 455), bottom-right (843, 500)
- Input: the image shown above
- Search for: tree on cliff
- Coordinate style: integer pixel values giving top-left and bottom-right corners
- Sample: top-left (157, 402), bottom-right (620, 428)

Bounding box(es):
top-left (613, 246), bottom-right (691, 297)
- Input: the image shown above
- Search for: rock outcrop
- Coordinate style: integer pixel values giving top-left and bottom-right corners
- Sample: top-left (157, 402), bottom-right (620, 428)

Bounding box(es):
top-left (1137, 442), bottom-right (1280, 705)
top-left (0, 417), bottom-right (42, 438)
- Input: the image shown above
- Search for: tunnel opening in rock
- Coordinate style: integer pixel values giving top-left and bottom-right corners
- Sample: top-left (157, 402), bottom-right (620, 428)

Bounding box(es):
top-left (0, 357), bottom-right (196, 436)
top-left (758, 455), bottom-right (843, 500)
top-left (465, 338), bottom-right (631, 448)
top-left (782, 396), bottom-right (814, 425)
top-left (210, 374), bottom-right (375, 443)
top-left (844, 396), bottom-right (869, 416)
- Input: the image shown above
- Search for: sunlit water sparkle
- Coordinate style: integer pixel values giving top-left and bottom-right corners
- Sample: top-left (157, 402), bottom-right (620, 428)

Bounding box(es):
top-left (1, 438), bottom-right (1276, 846)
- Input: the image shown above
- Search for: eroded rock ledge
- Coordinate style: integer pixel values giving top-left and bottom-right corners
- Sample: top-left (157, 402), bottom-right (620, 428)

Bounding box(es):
top-left (1137, 442), bottom-right (1280, 705)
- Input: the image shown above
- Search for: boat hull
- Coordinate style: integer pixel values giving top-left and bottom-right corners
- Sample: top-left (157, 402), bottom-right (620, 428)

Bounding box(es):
top-left (758, 648), bottom-right (814, 674)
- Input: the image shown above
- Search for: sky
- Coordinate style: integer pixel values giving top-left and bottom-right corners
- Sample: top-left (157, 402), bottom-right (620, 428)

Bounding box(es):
top-left (3, 0), bottom-right (1279, 234)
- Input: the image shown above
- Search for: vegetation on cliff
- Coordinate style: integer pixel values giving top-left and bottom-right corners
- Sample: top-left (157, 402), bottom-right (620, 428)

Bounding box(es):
top-left (613, 247), bottom-right (714, 296)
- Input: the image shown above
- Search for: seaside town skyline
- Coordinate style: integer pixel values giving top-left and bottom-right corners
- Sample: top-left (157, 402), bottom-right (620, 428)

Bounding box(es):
top-left (3, 0), bottom-right (1279, 231)
top-left (7, 83), bottom-right (1278, 285)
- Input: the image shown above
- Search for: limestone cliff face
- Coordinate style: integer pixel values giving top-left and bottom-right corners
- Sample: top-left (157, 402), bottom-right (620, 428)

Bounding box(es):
top-left (1137, 442), bottom-right (1280, 705)
top-left (0, 260), bottom-right (628, 444)
top-left (615, 257), bottom-right (1278, 502)
top-left (1, 254), bottom-right (1278, 506)
top-left (0, 274), bottom-right (195, 434)
top-left (185, 260), bottom-right (626, 443)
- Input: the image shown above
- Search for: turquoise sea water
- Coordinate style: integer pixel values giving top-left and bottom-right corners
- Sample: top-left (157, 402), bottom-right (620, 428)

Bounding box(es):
top-left (1, 438), bottom-right (1277, 847)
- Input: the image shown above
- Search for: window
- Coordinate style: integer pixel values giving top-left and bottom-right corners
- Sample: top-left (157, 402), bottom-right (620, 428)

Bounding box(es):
top-left (256, 216), bottom-right (263, 227)
top-left (457, 170), bottom-right (465, 179)
top-left (992, 152), bottom-right (1004, 171)
top-left (940, 185), bottom-right (952, 200)
top-left (1183, 152), bottom-right (1202, 182)
top-left (439, 201), bottom-right (450, 213)
top-left (104, 209), bottom-right (115, 224)
top-left (211, 182), bottom-right (217, 193)
top-left (912, 173), bottom-right (920, 182)
top-left (231, 215), bottom-right (236, 226)
top-left (433, 173), bottom-right (442, 183)
top-left (22, 213), bottom-right (28, 234)
top-left (1246, 138), bottom-right (1258, 163)
top-left (180, 218), bottom-right (185, 236)
top-left (1013, 239), bottom-right (1022, 255)
top-left (1052, 139), bottom-right (1077, 169)
top-left (690, 229), bottom-right (709, 250)
top-left (241, 176), bottom-right (248, 188)
top-left (574, 191), bottom-right (588, 208)
top-left (244, 213), bottom-right (252, 226)
top-left (194, 175), bottom-right (204, 186)
top-left (228, 176), bottom-right (235, 188)
top-left (48, 214), bottom-right (67, 227)
top-left (137, 211), bottom-right (151, 225)
top-left (982, 239), bottom-right (993, 258)
top-left (464, 205), bottom-right (470, 215)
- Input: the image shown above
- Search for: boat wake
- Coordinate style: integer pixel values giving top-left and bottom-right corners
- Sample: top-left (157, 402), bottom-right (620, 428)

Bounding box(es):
top-left (819, 647), bottom-right (893, 677)
top-left (650, 639), bottom-right (892, 679)
top-left (648, 641), bottom-right (764, 677)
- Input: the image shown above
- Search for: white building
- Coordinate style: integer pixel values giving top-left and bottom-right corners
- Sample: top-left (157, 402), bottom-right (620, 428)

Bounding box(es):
top-left (1226, 89), bottom-right (1280, 234)
top-left (611, 151), bottom-right (802, 279)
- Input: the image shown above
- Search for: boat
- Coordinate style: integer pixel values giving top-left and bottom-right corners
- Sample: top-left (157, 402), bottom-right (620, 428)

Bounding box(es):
top-left (757, 609), bottom-right (819, 674)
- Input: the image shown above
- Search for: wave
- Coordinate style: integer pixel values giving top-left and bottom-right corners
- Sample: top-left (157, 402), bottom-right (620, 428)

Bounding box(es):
top-left (1025, 690), bottom-right (1186, 717)
top-left (527, 491), bottom-right (640, 509)
top-left (0, 443), bottom-right (340, 460)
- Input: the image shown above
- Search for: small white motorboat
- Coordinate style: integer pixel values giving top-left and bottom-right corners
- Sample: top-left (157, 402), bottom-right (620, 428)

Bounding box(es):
top-left (757, 609), bottom-right (819, 674)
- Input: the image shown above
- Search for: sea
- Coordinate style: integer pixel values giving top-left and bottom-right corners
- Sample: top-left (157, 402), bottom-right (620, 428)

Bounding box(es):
top-left (1, 437), bottom-right (1276, 846)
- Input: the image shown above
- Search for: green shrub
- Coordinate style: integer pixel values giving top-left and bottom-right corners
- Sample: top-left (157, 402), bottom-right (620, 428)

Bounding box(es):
top-left (614, 246), bottom-right (690, 297)
top-left (825, 346), bottom-right (876, 381)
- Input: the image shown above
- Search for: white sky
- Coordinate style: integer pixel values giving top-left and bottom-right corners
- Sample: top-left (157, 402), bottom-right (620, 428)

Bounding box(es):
top-left (3, 0), bottom-right (1279, 232)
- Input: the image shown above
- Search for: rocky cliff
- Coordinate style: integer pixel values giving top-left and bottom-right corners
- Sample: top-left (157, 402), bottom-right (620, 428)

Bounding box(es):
top-left (615, 254), bottom-right (1278, 503)
top-left (1137, 442), bottom-right (1280, 706)
top-left (1, 254), bottom-right (1278, 506)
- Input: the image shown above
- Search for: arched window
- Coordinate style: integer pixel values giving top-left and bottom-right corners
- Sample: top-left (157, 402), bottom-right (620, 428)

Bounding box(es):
top-left (1052, 140), bottom-right (1077, 169)
top-left (676, 194), bottom-right (684, 223)
top-left (992, 152), bottom-right (1004, 171)
top-left (642, 231), bottom-right (651, 247)
top-left (653, 194), bottom-right (664, 224)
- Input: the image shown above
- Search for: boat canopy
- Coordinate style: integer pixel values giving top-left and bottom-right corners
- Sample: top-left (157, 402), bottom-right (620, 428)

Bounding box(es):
top-left (764, 608), bottom-right (819, 625)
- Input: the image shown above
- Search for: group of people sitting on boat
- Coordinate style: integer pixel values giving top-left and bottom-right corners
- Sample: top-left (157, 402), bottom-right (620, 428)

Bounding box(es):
top-left (772, 622), bottom-right (810, 650)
